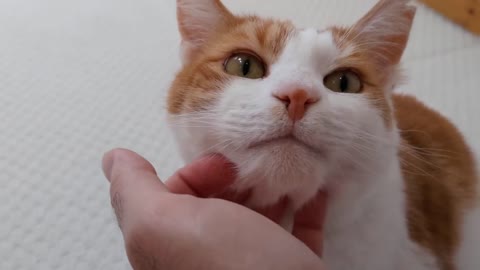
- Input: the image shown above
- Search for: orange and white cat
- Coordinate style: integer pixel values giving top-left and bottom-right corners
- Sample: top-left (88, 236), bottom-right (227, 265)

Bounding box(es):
top-left (166, 0), bottom-right (479, 269)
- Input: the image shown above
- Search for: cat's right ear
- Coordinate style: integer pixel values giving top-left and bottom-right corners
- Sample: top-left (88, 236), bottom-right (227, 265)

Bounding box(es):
top-left (342, 0), bottom-right (416, 68)
top-left (177, 0), bottom-right (233, 63)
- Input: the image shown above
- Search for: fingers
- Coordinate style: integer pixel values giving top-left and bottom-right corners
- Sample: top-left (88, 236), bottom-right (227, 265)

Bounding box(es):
top-left (292, 191), bottom-right (328, 257)
top-left (254, 197), bottom-right (290, 224)
top-left (103, 149), bottom-right (237, 230)
top-left (215, 188), bottom-right (252, 205)
top-left (102, 149), bottom-right (168, 230)
top-left (103, 148), bottom-right (326, 258)
top-left (165, 155), bottom-right (237, 197)
top-left (166, 154), bottom-right (286, 224)
top-left (217, 189), bottom-right (289, 225)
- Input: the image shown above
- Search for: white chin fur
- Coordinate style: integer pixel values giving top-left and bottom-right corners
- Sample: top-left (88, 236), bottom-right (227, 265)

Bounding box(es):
top-left (167, 113), bottom-right (328, 209)
top-left (226, 142), bottom-right (328, 208)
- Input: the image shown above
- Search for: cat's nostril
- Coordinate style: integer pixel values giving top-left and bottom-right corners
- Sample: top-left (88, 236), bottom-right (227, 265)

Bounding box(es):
top-left (273, 89), bottom-right (319, 121)
top-left (276, 95), bottom-right (291, 107)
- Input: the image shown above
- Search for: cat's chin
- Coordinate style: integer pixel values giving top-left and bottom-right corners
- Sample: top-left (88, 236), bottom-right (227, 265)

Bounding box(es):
top-left (224, 144), bottom-right (327, 209)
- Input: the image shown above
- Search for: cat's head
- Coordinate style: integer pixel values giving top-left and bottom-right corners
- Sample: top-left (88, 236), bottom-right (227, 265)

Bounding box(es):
top-left (167, 0), bottom-right (416, 207)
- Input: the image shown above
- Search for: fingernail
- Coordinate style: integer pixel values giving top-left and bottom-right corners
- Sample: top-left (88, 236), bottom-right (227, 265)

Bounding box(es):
top-left (102, 150), bottom-right (116, 182)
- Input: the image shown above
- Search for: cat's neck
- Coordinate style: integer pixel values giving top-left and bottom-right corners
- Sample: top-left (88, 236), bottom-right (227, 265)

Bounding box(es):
top-left (322, 129), bottom-right (420, 269)
top-left (325, 140), bottom-right (406, 231)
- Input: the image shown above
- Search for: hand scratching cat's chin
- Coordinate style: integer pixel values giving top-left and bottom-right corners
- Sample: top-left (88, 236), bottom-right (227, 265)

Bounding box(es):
top-left (227, 141), bottom-right (327, 209)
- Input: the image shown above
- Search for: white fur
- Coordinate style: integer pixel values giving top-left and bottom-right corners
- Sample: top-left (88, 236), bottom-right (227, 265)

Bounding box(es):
top-left (456, 179), bottom-right (480, 270)
top-left (169, 1), bottom-right (479, 269)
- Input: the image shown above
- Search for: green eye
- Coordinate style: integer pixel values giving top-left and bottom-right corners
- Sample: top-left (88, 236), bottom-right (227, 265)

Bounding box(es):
top-left (224, 53), bottom-right (266, 79)
top-left (324, 70), bottom-right (362, 93)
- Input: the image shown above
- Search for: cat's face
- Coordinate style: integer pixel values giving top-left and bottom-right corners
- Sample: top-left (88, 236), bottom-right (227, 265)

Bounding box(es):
top-left (168, 0), bottom-right (415, 207)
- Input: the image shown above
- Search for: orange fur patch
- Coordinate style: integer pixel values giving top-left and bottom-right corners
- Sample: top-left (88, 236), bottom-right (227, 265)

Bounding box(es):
top-left (330, 26), bottom-right (393, 128)
top-left (168, 16), bottom-right (295, 114)
top-left (395, 94), bottom-right (478, 270)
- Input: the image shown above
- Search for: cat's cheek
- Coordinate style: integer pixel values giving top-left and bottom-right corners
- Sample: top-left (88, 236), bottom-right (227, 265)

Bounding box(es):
top-left (167, 114), bottom-right (219, 163)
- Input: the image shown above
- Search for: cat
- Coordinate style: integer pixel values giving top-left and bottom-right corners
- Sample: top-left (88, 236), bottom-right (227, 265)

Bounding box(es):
top-left (166, 0), bottom-right (480, 269)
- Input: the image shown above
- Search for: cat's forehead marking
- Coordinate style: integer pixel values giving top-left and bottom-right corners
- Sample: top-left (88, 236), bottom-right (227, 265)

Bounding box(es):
top-left (295, 28), bottom-right (337, 57)
top-left (298, 27), bottom-right (326, 34)
top-left (275, 28), bottom-right (338, 72)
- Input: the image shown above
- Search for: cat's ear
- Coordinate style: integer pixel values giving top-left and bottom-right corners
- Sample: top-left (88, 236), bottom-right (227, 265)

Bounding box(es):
top-left (347, 0), bottom-right (416, 67)
top-left (177, 0), bottom-right (233, 63)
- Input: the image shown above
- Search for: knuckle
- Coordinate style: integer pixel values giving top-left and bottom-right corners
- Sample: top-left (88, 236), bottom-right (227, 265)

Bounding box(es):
top-left (124, 228), bottom-right (147, 253)
top-left (125, 210), bottom-right (160, 242)
top-left (109, 177), bottom-right (129, 229)
top-left (110, 192), bottom-right (124, 228)
top-left (125, 230), bottom-right (161, 269)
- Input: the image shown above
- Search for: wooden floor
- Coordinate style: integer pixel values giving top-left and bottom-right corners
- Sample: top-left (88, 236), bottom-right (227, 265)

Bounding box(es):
top-left (420, 0), bottom-right (480, 35)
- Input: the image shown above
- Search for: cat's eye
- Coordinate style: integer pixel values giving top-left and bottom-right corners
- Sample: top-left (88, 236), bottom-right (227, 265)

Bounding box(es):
top-left (224, 53), bottom-right (266, 79)
top-left (324, 70), bottom-right (363, 93)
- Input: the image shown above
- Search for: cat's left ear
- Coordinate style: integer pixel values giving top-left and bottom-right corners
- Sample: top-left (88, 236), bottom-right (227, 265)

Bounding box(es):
top-left (177, 0), bottom-right (234, 63)
top-left (345, 0), bottom-right (416, 67)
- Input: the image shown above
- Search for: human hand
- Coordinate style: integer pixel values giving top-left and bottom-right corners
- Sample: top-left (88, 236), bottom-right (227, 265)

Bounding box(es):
top-left (193, 179), bottom-right (327, 257)
top-left (102, 149), bottom-right (325, 270)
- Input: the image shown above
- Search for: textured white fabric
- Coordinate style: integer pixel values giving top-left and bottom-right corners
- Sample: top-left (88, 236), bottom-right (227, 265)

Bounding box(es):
top-left (1, 0), bottom-right (479, 269)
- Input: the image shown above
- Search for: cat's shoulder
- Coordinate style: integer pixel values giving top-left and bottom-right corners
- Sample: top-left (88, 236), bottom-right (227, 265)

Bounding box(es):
top-left (393, 93), bottom-right (477, 194)
top-left (393, 93), bottom-right (478, 269)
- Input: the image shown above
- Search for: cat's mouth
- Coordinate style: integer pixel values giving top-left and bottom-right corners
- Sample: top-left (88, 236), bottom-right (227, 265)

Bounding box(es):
top-left (249, 135), bottom-right (323, 155)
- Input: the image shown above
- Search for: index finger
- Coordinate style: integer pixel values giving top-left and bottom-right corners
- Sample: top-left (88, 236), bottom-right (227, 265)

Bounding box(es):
top-left (293, 191), bottom-right (328, 256)
top-left (165, 155), bottom-right (237, 197)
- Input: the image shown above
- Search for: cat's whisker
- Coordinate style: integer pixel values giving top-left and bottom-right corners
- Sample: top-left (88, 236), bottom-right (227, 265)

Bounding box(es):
top-left (318, 116), bottom-right (458, 177)
top-left (196, 139), bottom-right (236, 158)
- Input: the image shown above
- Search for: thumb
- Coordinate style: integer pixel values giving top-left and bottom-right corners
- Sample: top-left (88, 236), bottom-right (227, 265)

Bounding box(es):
top-left (102, 148), bottom-right (168, 230)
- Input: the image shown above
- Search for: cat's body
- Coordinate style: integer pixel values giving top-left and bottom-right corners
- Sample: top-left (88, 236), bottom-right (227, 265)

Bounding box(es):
top-left (320, 95), bottom-right (479, 270)
top-left (167, 0), bottom-right (479, 269)
top-left (396, 95), bottom-right (479, 270)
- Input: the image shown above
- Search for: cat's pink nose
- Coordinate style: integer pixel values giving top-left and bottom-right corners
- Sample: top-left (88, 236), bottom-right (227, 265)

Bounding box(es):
top-left (274, 89), bottom-right (319, 121)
